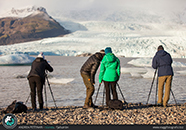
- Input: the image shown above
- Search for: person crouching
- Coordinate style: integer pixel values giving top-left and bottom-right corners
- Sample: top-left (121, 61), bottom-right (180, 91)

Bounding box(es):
top-left (80, 50), bottom-right (105, 109)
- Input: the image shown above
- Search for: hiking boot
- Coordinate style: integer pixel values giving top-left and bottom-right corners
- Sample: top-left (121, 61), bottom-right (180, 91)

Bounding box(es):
top-left (39, 108), bottom-right (43, 111)
top-left (105, 105), bottom-right (109, 109)
top-left (157, 103), bottom-right (163, 107)
top-left (31, 108), bottom-right (38, 112)
top-left (39, 103), bottom-right (43, 110)
top-left (91, 104), bottom-right (98, 108)
top-left (163, 104), bottom-right (167, 107)
top-left (83, 105), bottom-right (92, 109)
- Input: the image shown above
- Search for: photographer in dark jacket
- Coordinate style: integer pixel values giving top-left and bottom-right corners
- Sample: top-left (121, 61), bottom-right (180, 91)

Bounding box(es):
top-left (80, 50), bottom-right (105, 109)
top-left (27, 52), bottom-right (53, 111)
top-left (152, 45), bottom-right (174, 107)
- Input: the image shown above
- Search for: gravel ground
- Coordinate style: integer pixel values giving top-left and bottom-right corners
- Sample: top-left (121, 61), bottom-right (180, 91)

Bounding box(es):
top-left (0, 102), bottom-right (186, 126)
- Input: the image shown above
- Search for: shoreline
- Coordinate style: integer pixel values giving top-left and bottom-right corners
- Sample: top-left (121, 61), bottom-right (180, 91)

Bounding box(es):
top-left (0, 102), bottom-right (186, 125)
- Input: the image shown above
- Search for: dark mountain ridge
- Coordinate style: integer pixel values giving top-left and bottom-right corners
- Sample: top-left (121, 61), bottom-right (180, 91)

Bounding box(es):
top-left (0, 8), bottom-right (70, 45)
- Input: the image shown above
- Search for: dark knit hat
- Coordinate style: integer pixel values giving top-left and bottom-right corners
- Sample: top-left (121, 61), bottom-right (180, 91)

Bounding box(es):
top-left (158, 45), bottom-right (164, 51)
top-left (105, 47), bottom-right (112, 54)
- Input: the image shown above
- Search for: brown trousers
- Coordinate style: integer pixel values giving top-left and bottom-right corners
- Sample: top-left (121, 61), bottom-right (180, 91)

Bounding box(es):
top-left (28, 76), bottom-right (44, 109)
top-left (157, 75), bottom-right (173, 107)
top-left (81, 73), bottom-right (95, 106)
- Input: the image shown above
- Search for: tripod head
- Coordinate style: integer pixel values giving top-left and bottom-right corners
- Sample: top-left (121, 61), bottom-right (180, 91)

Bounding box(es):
top-left (45, 70), bottom-right (48, 76)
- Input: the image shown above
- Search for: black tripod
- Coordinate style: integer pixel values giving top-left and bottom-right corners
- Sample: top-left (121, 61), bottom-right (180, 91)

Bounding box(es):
top-left (146, 69), bottom-right (177, 106)
top-left (146, 69), bottom-right (157, 105)
top-left (94, 83), bottom-right (128, 106)
top-left (25, 73), bottom-right (58, 109)
top-left (45, 73), bottom-right (58, 109)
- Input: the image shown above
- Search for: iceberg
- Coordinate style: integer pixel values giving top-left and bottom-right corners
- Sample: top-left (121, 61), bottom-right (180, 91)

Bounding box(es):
top-left (177, 70), bottom-right (186, 75)
top-left (0, 54), bottom-right (35, 66)
top-left (128, 58), bottom-right (186, 67)
top-left (49, 78), bottom-right (74, 84)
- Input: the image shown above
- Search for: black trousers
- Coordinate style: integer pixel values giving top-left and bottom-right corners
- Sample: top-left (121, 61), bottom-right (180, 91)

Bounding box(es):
top-left (103, 81), bottom-right (118, 106)
top-left (28, 77), bottom-right (44, 109)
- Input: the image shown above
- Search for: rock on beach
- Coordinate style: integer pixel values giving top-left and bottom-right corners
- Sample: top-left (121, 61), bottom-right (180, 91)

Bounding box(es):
top-left (0, 103), bottom-right (186, 125)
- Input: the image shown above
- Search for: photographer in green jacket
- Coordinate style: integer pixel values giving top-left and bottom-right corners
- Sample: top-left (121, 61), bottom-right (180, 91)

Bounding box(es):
top-left (99, 47), bottom-right (121, 106)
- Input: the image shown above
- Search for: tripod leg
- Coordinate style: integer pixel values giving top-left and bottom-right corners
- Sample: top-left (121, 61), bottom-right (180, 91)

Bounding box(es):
top-left (46, 76), bottom-right (58, 109)
top-left (94, 83), bottom-right (101, 105)
top-left (116, 83), bottom-right (127, 104)
top-left (170, 89), bottom-right (177, 105)
top-left (102, 86), bottom-right (105, 106)
top-left (155, 74), bottom-right (158, 105)
top-left (25, 93), bottom-right (31, 105)
top-left (44, 84), bottom-right (47, 108)
top-left (146, 69), bottom-right (157, 105)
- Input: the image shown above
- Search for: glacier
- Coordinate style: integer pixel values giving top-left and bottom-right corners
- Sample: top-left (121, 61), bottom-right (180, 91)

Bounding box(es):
top-left (0, 6), bottom-right (186, 58)
top-left (0, 20), bottom-right (186, 58)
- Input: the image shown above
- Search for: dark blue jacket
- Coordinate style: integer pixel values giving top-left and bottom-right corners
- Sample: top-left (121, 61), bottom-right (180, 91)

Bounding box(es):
top-left (152, 50), bottom-right (174, 77)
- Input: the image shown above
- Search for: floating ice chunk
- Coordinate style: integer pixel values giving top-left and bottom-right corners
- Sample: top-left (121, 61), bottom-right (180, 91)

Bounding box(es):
top-left (0, 54), bottom-right (35, 66)
top-left (128, 58), bottom-right (152, 67)
top-left (14, 71), bottom-right (30, 78)
top-left (130, 72), bottom-right (142, 78)
top-left (121, 67), bottom-right (147, 74)
top-left (177, 70), bottom-right (186, 75)
top-left (142, 68), bottom-right (157, 79)
top-left (173, 62), bottom-right (186, 67)
top-left (121, 67), bottom-right (147, 77)
top-left (122, 65), bottom-right (155, 79)
top-left (128, 58), bottom-right (186, 67)
top-left (49, 78), bottom-right (74, 84)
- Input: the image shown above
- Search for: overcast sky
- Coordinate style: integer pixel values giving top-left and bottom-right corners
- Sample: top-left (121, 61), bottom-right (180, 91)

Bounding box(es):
top-left (0, 0), bottom-right (186, 14)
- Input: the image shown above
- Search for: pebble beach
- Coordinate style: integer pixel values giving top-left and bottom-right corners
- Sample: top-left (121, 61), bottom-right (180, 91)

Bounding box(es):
top-left (0, 102), bottom-right (186, 126)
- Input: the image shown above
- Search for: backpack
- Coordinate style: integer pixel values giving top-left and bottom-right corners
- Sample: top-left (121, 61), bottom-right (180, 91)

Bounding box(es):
top-left (108, 99), bottom-right (123, 110)
top-left (2, 100), bottom-right (27, 114)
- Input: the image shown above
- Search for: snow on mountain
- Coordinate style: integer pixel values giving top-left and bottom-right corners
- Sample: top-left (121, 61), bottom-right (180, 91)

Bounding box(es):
top-left (0, 6), bottom-right (186, 58)
top-left (0, 6), bottom-right (70, 45)
top-left (28, 10), bottom-right (54, 21)
top-left (0, 6), bottom-right (47, 18)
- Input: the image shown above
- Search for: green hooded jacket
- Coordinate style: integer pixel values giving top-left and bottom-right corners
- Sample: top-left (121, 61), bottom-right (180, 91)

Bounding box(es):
top-left (99, 53), bottom-right (120, 83)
